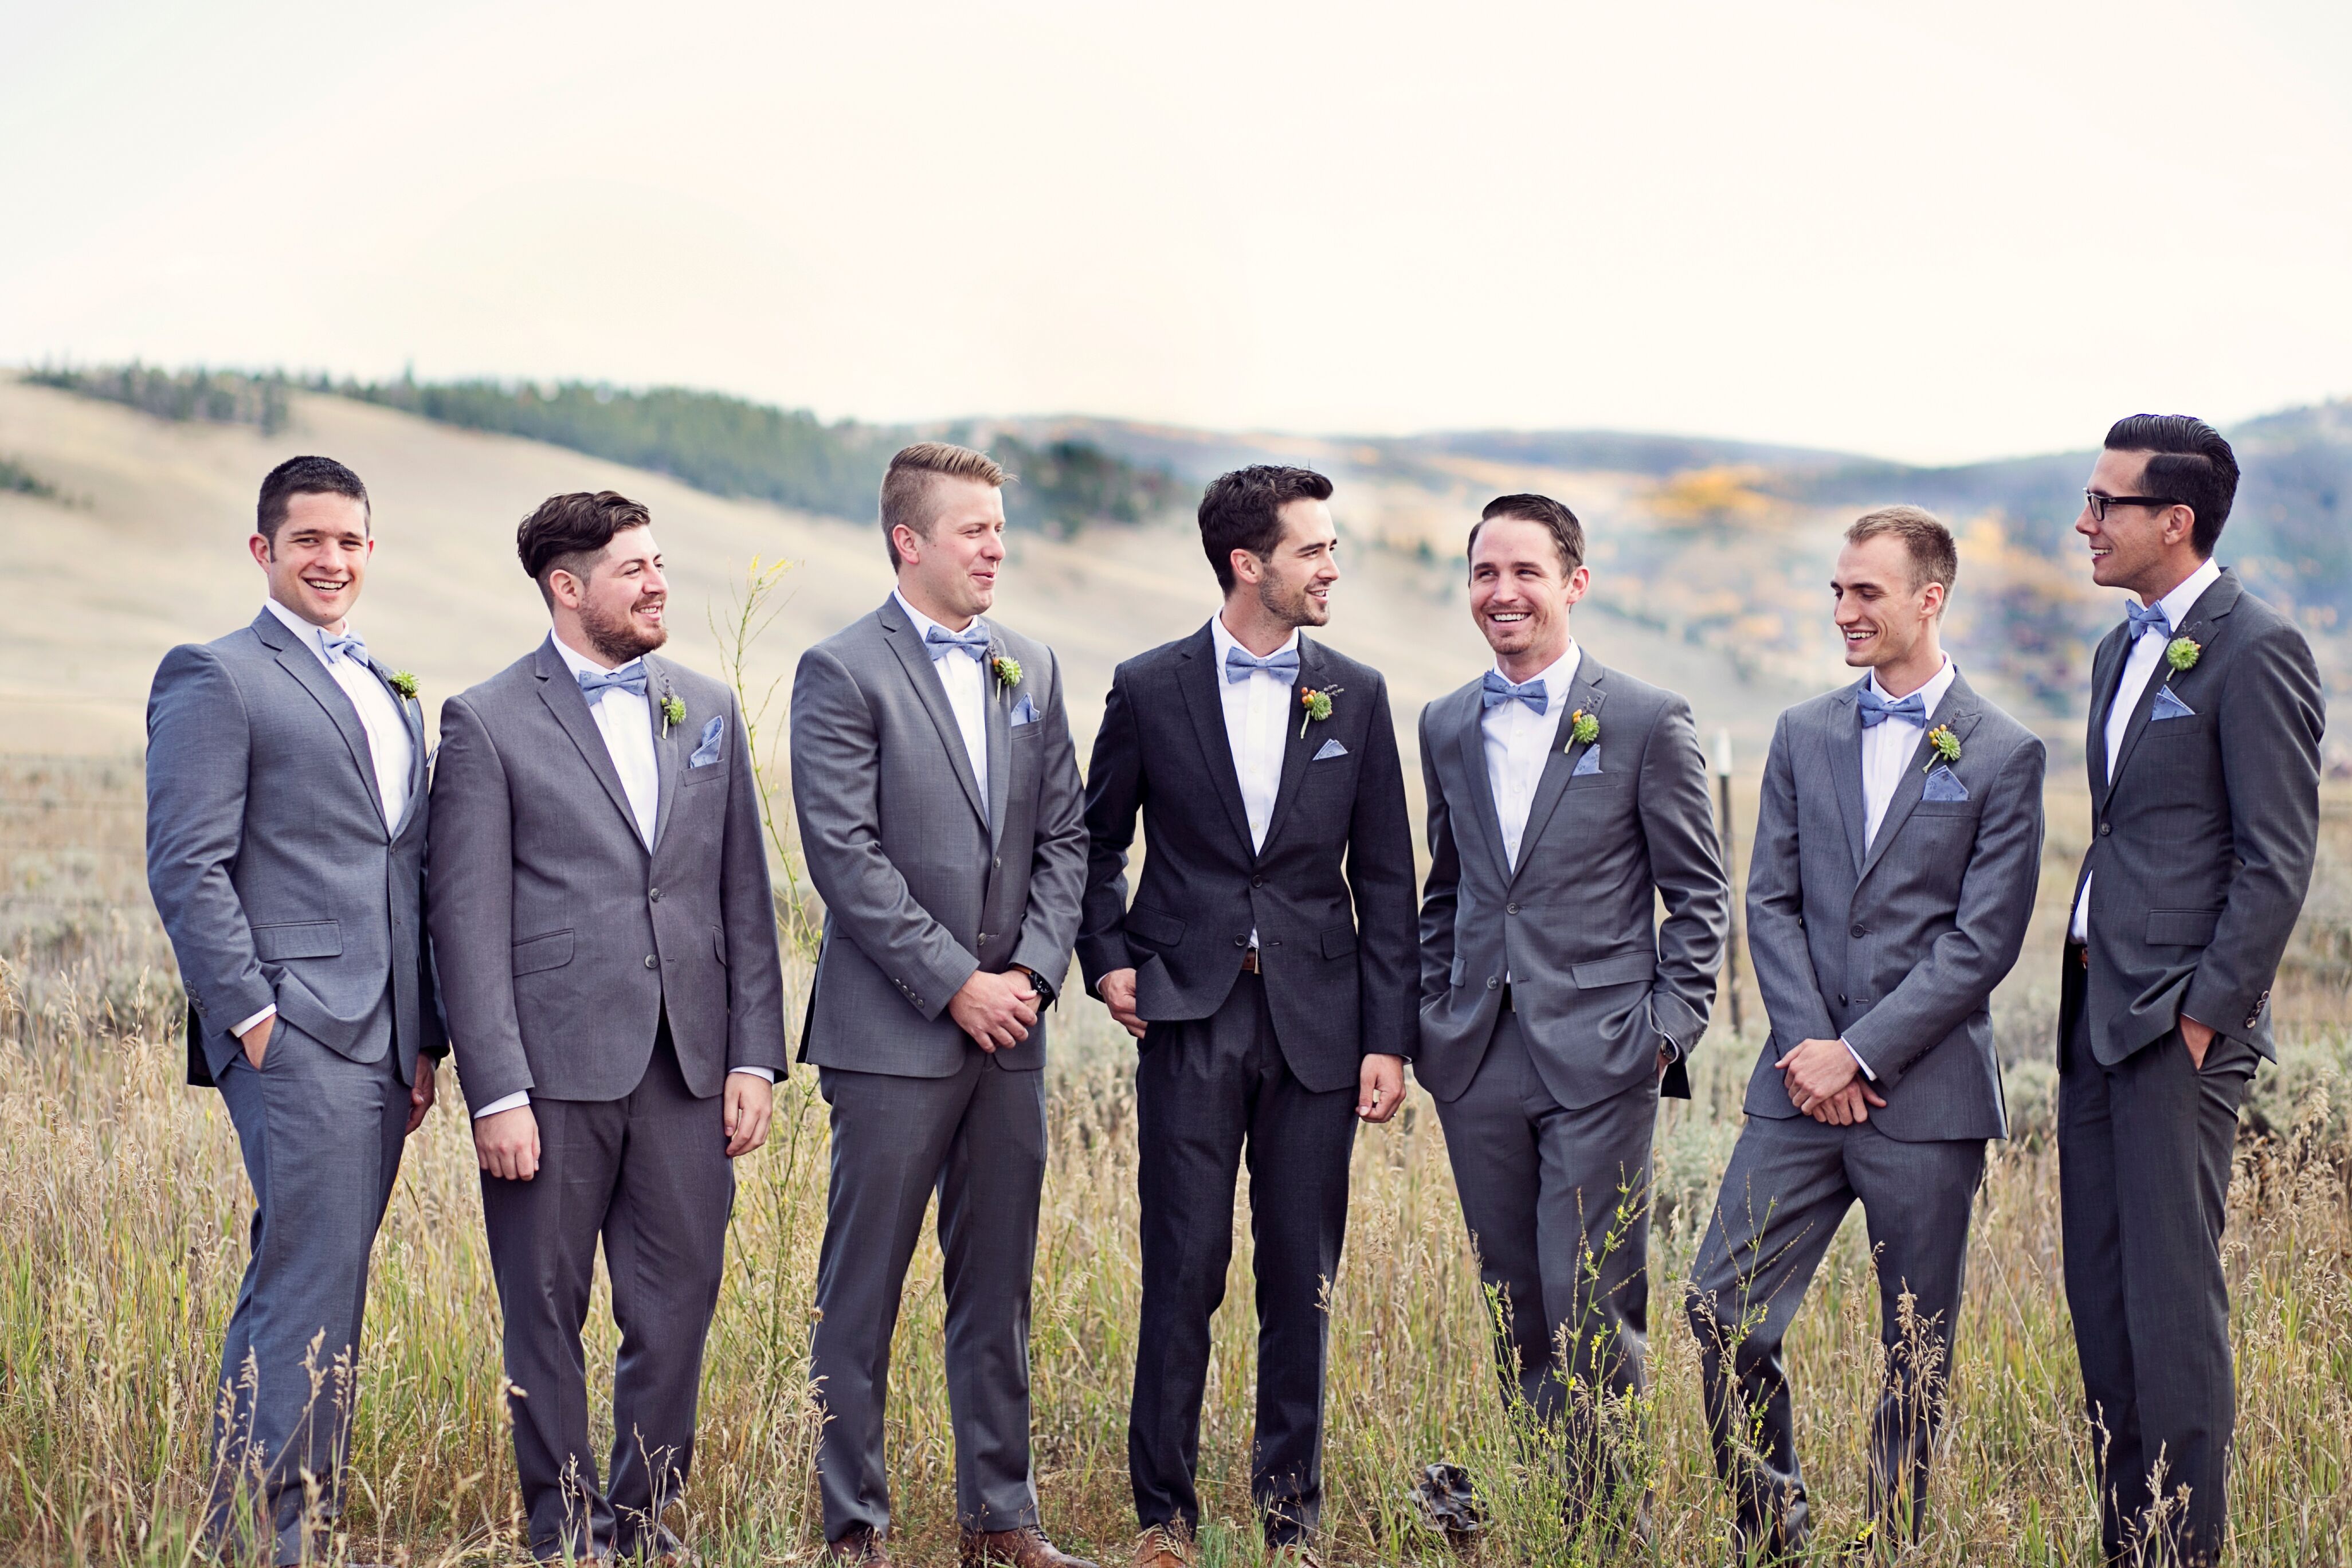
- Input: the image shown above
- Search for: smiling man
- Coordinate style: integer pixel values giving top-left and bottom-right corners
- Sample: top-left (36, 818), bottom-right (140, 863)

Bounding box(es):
top-left (1684, 507), bottom-right (2044, 1563)
top-left (791, 443), bottom-right (1092, 1568)
top-left (428, 489), bottom-right (788, 1563)
top-left (146, 456), bottom-right (442, 1565)
top-left (1414, 493), bottom-right (1726, 1542)
top-left (2059, 417), bottom-right (2324, 1567)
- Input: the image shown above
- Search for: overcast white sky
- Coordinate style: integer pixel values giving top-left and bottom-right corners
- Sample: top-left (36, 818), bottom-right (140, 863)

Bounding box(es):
top-left (4, 0), bottom-right (2349, 464)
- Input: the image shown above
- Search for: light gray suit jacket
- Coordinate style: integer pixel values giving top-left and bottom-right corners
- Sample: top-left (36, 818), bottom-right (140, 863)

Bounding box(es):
top-left (1416, 657), bottom-right (1730, 1109)
top-left (147, 609), bottom-right (442, 1087)
top-left (1741, 669), bottom-right (2045, 1142)
top-left (426, 638), bottom-right (790, 1111)
top-left (790, 598), bottom-right (1088, 1078)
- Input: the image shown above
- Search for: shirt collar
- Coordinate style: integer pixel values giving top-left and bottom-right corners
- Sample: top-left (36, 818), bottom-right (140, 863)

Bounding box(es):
top-left (896, 588), bottom-right (985, 649)
top-left (547, 630), bottom-right (641, 682)
top-left (1868, 653), bottom-right (1957, 718)
top-left (1491, 638), bottom-right (1580, 702)
top-left (1209, 611), bottom-right (1300, 666)
top-left (263, 598), bottom-right (345, 665)
top-left (2151, 555), bottom-right (2223, 632)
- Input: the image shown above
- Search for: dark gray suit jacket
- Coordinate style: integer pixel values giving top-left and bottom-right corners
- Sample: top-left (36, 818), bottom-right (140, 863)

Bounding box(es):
top-left (2065, 570), bottom-right (2323, 1065)
top-left (146, 608), bottom-right (442, 1087)
top-left (1416, 657), bottom-right (1728, 1108)
top-left (428, 638), bottom-right (790, 1110)
top-left (1741, 669), bottom-right (2045, 1142)
top-left (1077, 626), bottom-right (1418, 1092)
top-left (790, 599), bottom-right (1088, 1077)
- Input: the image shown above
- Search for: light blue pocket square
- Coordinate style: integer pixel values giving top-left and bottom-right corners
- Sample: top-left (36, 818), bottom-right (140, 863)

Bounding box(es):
top-left (688, 715), bottom-right (725, 767)
top-left (1313, 738), bottom-right (1348, 761)
top-left (1570, 744), bottom-right (1602, 777)
top-left (1010, 694), bottom-right (1040, 727)
top-left (1923, 765), bottom-right (1969, 802)
top-left (2150, 685), bottom-right (2196, 723)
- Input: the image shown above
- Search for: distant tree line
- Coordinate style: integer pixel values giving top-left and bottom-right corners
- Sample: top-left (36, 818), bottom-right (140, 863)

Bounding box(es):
top-left (0, 457), bottom-right (59, 499)
top-left (28, 364), bottom-right (291, 434)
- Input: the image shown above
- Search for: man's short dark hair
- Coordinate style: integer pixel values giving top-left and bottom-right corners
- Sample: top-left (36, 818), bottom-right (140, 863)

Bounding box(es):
top-left (516, 490), bottom-right (653, 604)
top-left (1467, 493), bottom-right (1585, 576)
top-left (2104, 414), bottom-right (2239, 556)
top-left (1198, 465), bottom-right (1334, 592)
top-left (257, 455), bottom-right (369, 544)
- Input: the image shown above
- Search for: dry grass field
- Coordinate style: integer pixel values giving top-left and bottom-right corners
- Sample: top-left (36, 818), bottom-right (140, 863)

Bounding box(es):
top-left (4, 747), bottom-right (2351, 1567)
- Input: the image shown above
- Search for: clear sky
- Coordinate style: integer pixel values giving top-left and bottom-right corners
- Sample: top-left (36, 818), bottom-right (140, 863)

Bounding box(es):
top-left (4, 0), bottom-right (2348, 464)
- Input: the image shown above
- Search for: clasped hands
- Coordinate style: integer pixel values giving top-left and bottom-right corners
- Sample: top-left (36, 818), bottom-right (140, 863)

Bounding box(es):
top-left (1097, 966), bottom-right (1404, 1124)
top-left (1776, 1035), bottom-right (1887, 1125)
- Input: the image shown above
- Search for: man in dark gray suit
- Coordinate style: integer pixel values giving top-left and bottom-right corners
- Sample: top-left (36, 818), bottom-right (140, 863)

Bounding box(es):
top-left (429, 489), bottom-right (788, 1563)
top-left (2061, 415), bottom-right (2323, 1566)
top-left (1684, 507), bottom-right (2046, 1562)
top-left (1082, 465), bottom-right (1417, 1568)
top-left (792, 443), bottom-right (1092, 1568)
top-left (146, 455), bottom-right (443, 1565)
top-left (1416, 493), bottom-right (1727, 1535)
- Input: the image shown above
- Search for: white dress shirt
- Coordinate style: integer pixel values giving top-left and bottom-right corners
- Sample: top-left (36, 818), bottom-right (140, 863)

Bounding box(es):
top-left (896, 590), bottom-right (990, 816)
top-left (476, 630), bottom-right (770, 1121)
top-left (234, 599), bottom-right (418, 1040)
top-left (1860, 655), bottom-right (1957, 846)
top-left (2069, 555), bottom-right (2223, 943)
top-left (1209, 613), bottom-right (1298, 856)
top-left (1481, 641), bottom-right (1581, 873)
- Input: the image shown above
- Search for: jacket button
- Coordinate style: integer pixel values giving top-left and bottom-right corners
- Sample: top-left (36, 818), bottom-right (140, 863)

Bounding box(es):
top-left (1234, 936), bottom-right (1248, 947)
top-left (644, 954), bottom-right (658, 969)
top-left (1507, 903), bottom-right (1520, 915)
top-left (650, 887), bottom-right (661, 901)
top-left (2099, 822), bottom-right (2111, 836)
top-left (1486, 977), bottom-right (1499, 990)
top-left (993, 857), bottom-right (1001, 870)
top-left (1839, 993), bottom-right (1849, 1005)
top-left (1252, 875), bottom-right (1265, 887)
top-left (1851, 924), bottom-right (1867, 938)
top-left (979, 932), bottom-right (993, 943)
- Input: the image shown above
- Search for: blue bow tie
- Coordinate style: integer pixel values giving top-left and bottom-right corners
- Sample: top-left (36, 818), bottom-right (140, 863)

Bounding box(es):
top-left (1224, 645), bottom-right (1301, 684)
top-left (1480, 670), bottom-right (1550, 715)
top-left (577, 661), bottom-right (649, 701)
top-left (2124, 600), bottom-right (2172, 641)
top-left (925, 625), bottom-right (992, 662)
top-left (1856, 686), bottom-right (1928, 729)
top-left (322, 631), bottom-right (369, 667)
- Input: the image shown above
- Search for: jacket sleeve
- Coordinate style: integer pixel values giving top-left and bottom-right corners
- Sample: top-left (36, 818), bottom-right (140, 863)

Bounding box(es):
top-left (144, 644), bottom-right (275, 1042)
top-left (789, 645), bottom-right (977, 1020)
top-left (2182, 620), bottom-right (2326, 1038)
top-left (1743, 712), bottom-right (1838, 1049)
top-left (1011, 646), bottom-right (1091, 996)
top-left (1416, 703), bottom-right (1460, 1030)
top-left (1347, 673), bottom-right (1420, 1060)
top-left (424, 692), bottom-right (534, 1111)
top-left (1076, 665), bottom-right (1147, 994)
top-left (1636, 693), bottom-right (1729, 1057)
top-left (719, 687), bottom-right (791, 1073)
top-left (1842, 734), bottom-right (2048, 1085)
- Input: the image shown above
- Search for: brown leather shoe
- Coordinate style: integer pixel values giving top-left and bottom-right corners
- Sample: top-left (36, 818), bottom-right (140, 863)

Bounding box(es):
top-left (1129, 1524), bottom-right (1192, 1568)
top-left (829, 1526), bottom-right (892, 1566)
top-left (960, 1524), bottom-right (1100, 1568)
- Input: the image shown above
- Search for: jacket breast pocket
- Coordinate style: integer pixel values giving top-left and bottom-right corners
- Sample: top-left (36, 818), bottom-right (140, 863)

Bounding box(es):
top-left (252, 920), bottom-right (342, 961)
top-left (681, 761), bottom-right (728, 787)
top-left (2146, 907), bottom-right (2222, 947)
top-left (511, 929), bottom-right (576, 975)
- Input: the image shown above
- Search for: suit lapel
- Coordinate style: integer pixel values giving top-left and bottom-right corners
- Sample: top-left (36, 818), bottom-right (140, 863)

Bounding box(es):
top-left (372, 658), bottom-right (428, 840)
top-left (531, 638), bottom-right (646, 849)
top-left (877, 598), bottom-right (988, 832)
top-left (253, 611), bottom-right (387, 834)
top-left (1858, 676), bottom-right (1981, 883)
top-left (2086, 626), bottom-right (2127, 801)
top-left (1828, 682), bottom-right (1869, 874)
top-left (1451, 685), bottom-right (1513, 884)
top-left (1510, 659), bottom-right (1608, 884)
top-left (647, 657), bottom-right (684, 853)
top-left (2103, 574), bottom-right (2238, 808)
top-left (1174, 627), bottom-right (1255, 855)
top-left (1259, 637), bottom-right (1326, 853)
top-left (983, 632), bottom-right (1012, 852)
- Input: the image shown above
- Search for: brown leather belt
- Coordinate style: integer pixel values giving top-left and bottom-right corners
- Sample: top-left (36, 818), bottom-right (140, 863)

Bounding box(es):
top-left (2070, 942), bottom-right (2089, 970)
top-left (1240, 947), bottom-right (1261, 974)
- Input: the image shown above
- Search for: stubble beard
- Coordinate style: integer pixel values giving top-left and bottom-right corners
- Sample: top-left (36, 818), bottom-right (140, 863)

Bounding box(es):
top-left (582, 595), bottom-right (668, 664)
top-left (1260, 574), bottom-right (1328, 630)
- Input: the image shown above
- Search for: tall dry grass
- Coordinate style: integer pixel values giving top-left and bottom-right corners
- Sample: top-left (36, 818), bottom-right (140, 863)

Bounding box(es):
top-left (2, 751), bottom-right (2350, 1565)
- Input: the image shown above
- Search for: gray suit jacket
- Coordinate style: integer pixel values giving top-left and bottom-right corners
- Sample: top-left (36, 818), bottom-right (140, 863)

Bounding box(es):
top-left (427, 638), bottom-right (790, 1110)
top-left (2065, 570), bottom-right (2323, 1065)
top-left (146, 608), bottom-right (442, 1087)
top-left (1416, 657), bottom-right (1729, 1109)
top-left (1741, 669), bottom-right (2045, 1142)
top-left (790, 598), bottom-right (1088, 1077)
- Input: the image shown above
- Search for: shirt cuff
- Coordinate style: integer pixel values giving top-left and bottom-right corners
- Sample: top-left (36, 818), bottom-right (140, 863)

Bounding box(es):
top-left (1841, 1039), bottom-right (1877, 1081)
top-left (474, 1090), bottom-right (531, 1119)
top-left (729, 1067), bottom-right (777, 1083)
top-left (230, 1003), bottom-right (277, 1039)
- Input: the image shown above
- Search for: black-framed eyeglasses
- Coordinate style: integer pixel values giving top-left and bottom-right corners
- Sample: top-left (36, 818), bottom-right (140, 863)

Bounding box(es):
top-left (2083, 490), bottom-right (2179, 523)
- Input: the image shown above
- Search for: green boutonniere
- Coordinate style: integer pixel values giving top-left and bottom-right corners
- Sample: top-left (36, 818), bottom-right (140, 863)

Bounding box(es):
top-left (992, 654), bottom-right (1022, 689)
top-left (386, 671), bottom-right (418, 701)
top-left (1923, 724), bottom-right (1961, 771)
top-left (2166, 636), bottom-right (2202, 672)
top-left (661, 692), bottom-right (685, 735)
top-left (1297, 685), bottom-right (1341, 738)
top-left (1569, 709), bottom-right (1600, 748)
